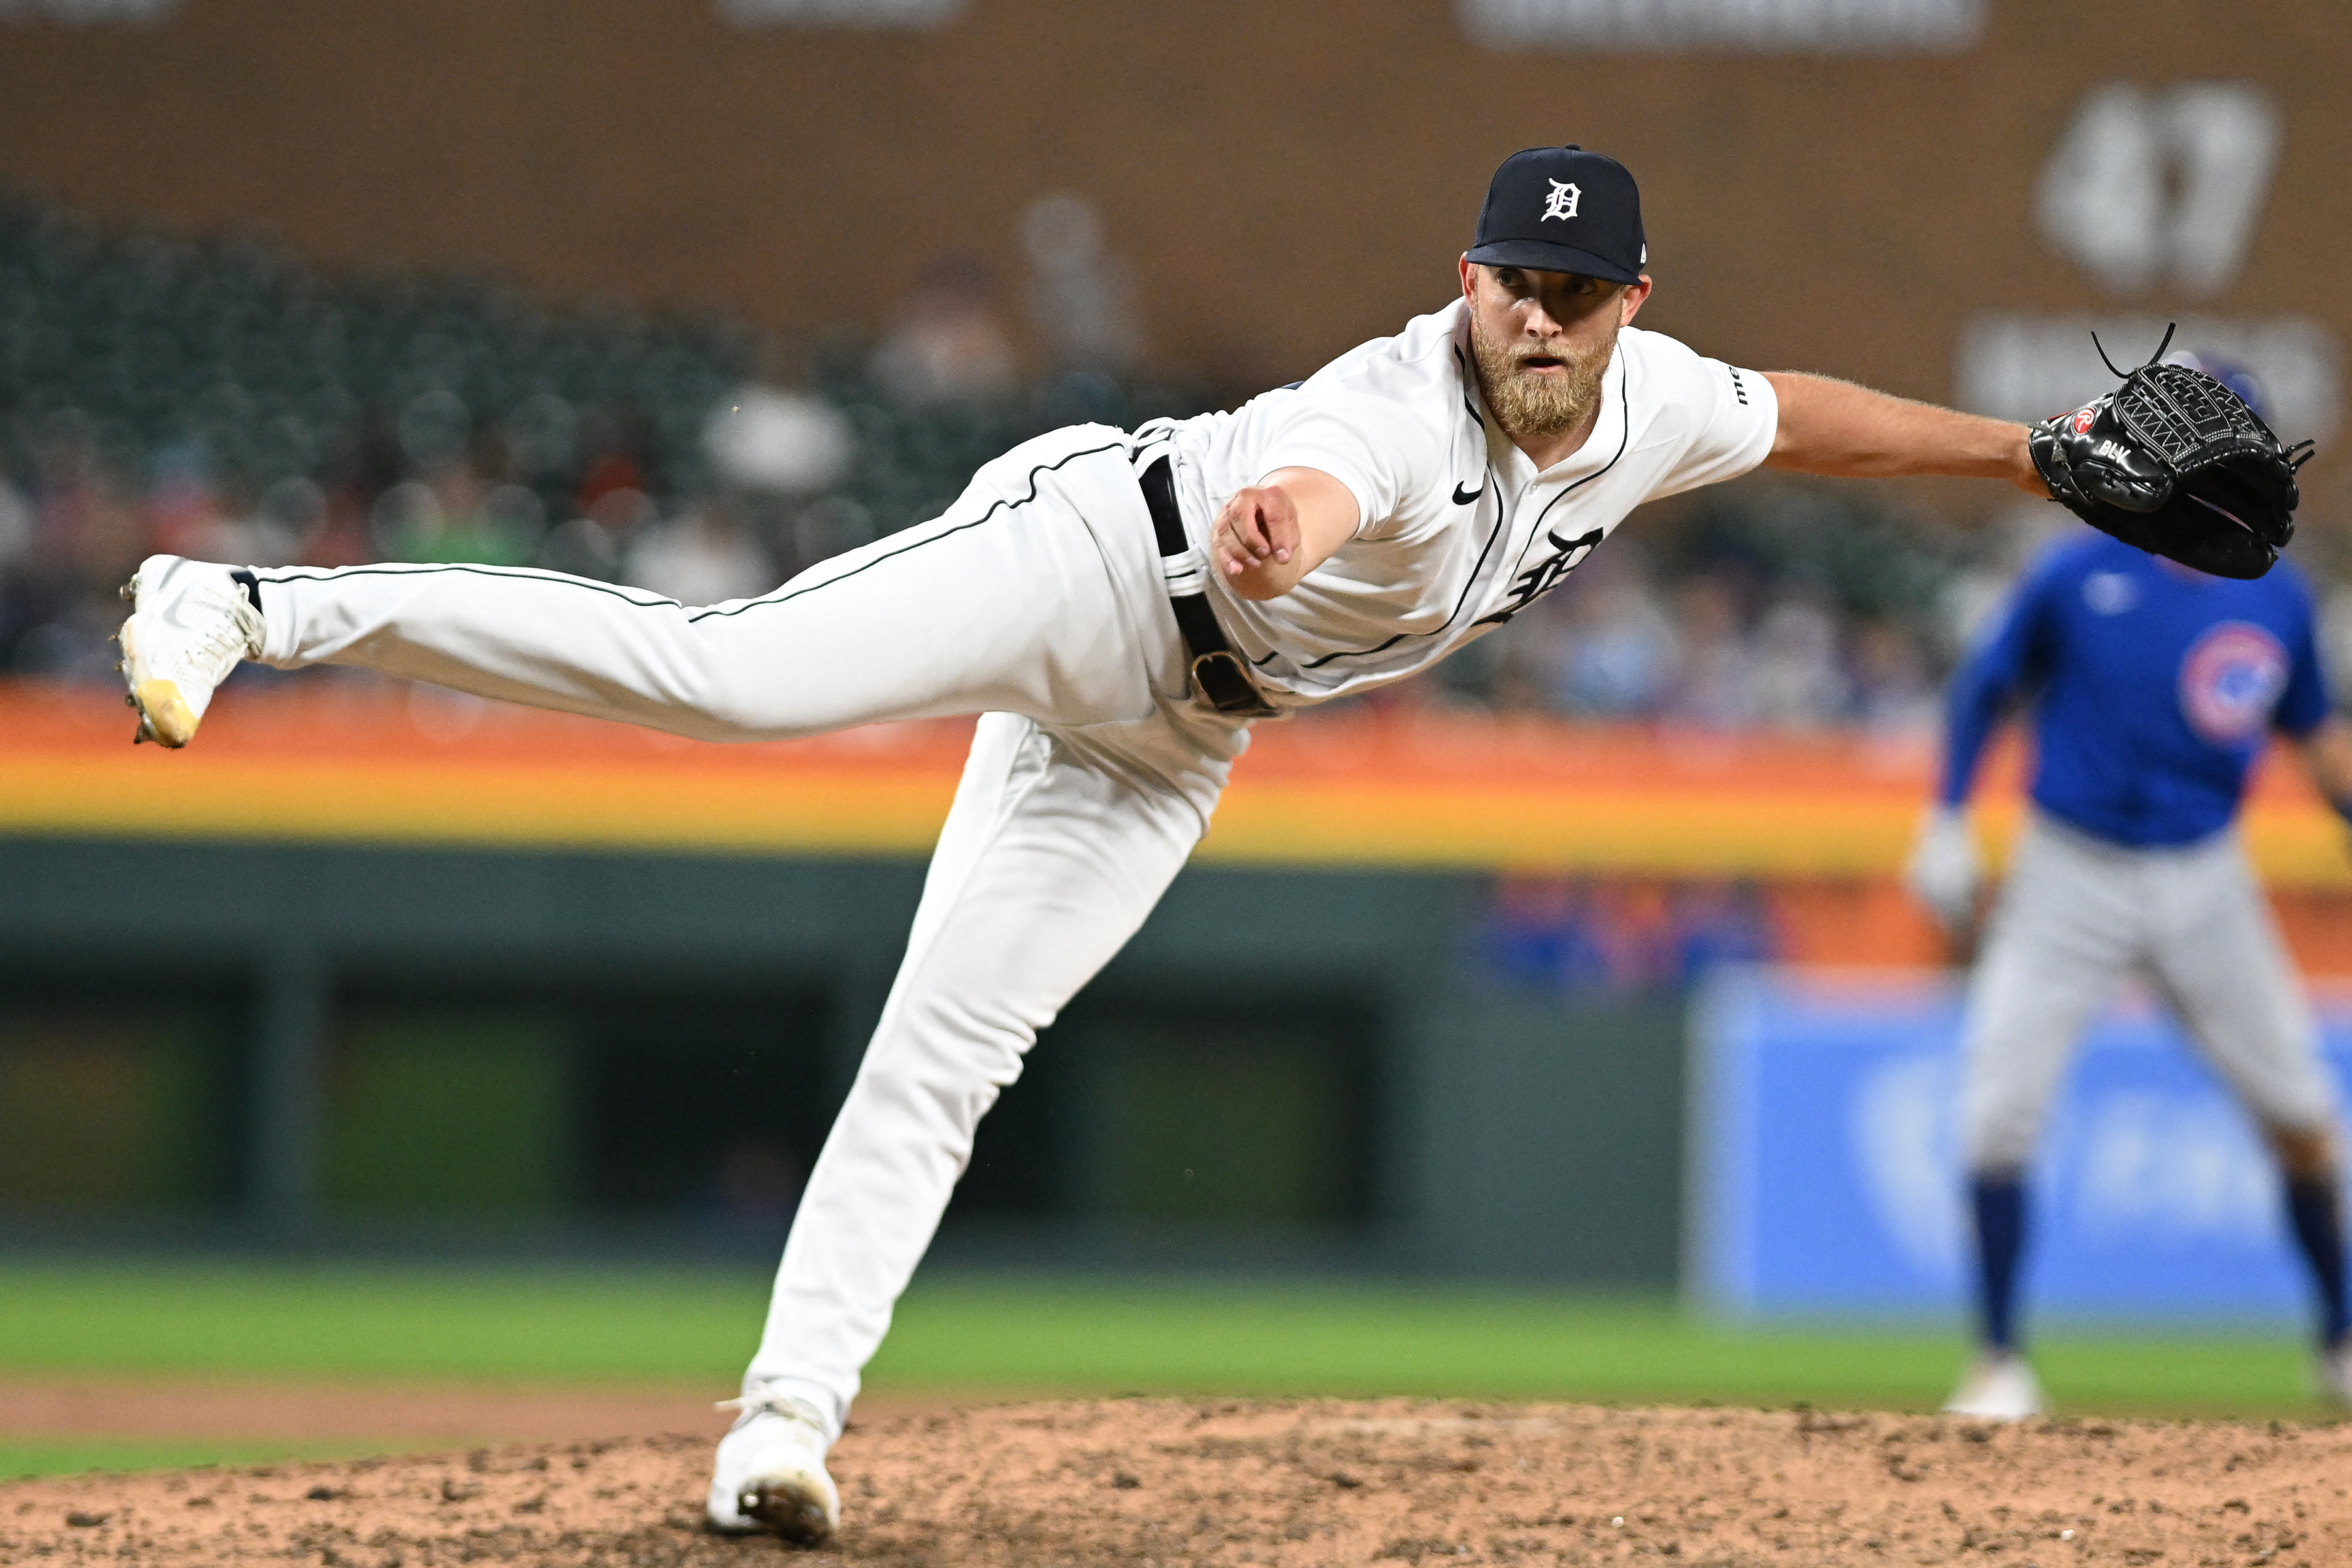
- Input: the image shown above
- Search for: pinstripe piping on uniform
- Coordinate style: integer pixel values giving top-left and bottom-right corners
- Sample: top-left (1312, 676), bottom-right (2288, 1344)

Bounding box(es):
top-left (1481, 351), bottom-right (1632, 621)
top-left (255, 437), bottom-right (1132, 626)
top-left (1253, 350), bottom-right (1631, 667)
top-left (687, 438), bottom-right (1130, 623)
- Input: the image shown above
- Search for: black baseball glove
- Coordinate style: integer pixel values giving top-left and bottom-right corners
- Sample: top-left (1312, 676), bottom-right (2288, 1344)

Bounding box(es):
top-left (2027, 329), bottom-right (2313, 580)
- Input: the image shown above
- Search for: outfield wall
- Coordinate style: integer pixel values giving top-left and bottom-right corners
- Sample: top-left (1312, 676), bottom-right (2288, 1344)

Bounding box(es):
top-left (7, 679), bottom-right (2352, 1286)
top-left (0, 832), bottom-right (1687, 1284)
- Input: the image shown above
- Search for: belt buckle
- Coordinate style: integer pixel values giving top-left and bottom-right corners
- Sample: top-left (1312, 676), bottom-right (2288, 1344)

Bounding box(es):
top-left (1190, 649), bottom-right (1275, 717)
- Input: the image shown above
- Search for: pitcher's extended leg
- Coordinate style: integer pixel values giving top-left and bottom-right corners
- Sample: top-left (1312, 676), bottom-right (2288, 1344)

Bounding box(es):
top-left (742, 710), bottom-right (1226, 1429)
top-left (704, 706), bottom-right (1237, 1535)
top-left (248, 427), bottom-right (1156, 740)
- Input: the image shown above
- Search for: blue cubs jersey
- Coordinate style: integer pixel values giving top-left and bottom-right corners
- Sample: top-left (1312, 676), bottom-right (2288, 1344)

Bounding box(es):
top-left (1940, 530), bottom-right (2330, 848)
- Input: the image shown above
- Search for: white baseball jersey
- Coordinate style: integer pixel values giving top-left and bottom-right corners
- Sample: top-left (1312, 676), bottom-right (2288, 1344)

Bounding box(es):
top-left (1139, 301), bottom-right (1778, 704)
top-left (239, 297), bottom-right (1783, 1463)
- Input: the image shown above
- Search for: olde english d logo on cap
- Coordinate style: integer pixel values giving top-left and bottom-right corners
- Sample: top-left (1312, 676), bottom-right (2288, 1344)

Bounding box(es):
top-left (1468, 146), bottom-right (1646, 285)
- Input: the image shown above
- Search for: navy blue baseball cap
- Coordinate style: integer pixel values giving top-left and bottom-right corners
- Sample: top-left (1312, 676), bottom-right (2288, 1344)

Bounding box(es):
top-left (1465, 146), bottom-right (1647, 285)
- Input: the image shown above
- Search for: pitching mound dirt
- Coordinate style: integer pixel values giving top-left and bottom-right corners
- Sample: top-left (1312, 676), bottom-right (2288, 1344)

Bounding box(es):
top-left (0, 1376), bottom-right (962, 1449)
top-left (4, 1397), bottom-right (2345, 1565)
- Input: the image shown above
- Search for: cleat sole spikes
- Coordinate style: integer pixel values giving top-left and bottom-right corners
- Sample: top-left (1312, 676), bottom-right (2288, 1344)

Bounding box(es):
top-left (118, 620), bottom-right (200, 752)
top-left (120, 620), bottom-right (198, 747)
top-left (740, 1478), bottom-right (834, 1546)
top-left (130, 679), bottom-right (197, 748)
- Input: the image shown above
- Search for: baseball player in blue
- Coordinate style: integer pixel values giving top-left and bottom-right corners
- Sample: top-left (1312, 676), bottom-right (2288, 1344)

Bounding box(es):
top-left (1910, 508), bottom-right (2352, 1418)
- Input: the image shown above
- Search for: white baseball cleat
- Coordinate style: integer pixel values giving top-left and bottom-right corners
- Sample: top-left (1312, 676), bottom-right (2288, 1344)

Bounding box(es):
top-left (1942, 1350), bottom-right (2047, 1420)
top-left (116, 554), bottom-right (263, 748)
top-left (706, 1384), bottom-right (840, 1544)
top-left (2313, 1341), bottom-right (2352, 1409)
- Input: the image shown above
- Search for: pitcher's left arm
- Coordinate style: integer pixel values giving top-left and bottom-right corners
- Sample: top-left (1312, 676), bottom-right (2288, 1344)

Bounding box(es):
top-left (1762, 371), bottom-right (2042, 493)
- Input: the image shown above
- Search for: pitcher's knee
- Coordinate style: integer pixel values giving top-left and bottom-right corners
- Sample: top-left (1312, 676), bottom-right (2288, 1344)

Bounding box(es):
top-left (665, 678), bottom-right (800, 742)
top-left (852, 1015), bottom-right (1032, 1130)
top-left (680, 681), bottom-right (881, 743)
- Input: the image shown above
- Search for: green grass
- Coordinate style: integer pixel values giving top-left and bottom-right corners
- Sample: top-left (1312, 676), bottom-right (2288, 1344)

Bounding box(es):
top-left (0, 1260), bottom-right (769, 1384)
top-left (870, 1279), bottom-right (2332, 1422)
top-left (0, 1261), bottom-right (2336, 1484)
top-left (0, 1440), bottom-right (381, 1482)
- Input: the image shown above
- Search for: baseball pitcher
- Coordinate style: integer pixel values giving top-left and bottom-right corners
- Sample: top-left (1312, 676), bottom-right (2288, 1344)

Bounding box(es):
top-left (114, 148), bottom-right (2295, 1541)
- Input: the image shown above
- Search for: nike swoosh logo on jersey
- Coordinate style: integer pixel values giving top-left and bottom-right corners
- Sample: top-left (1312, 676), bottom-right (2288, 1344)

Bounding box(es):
top-left (1452, 482), bottom-right (1483, 506)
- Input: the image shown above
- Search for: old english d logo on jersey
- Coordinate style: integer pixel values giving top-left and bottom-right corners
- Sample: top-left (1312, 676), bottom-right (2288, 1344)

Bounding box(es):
top-left (2178, 621), bottom-right (2289, 745)
top-left (1478, 524), bottom-right (1605, 625)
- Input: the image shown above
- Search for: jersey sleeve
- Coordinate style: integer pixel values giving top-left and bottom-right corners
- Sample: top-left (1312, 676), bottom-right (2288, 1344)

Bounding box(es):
top-left (1629, 331), bottom-right (1780, 501)
top-left (2273, 574), bottom-right (2331, 738)
top-left (1938, 555), bottom-right (2061, 806)
top-left (1251, 385), bottom-right (1447, 541)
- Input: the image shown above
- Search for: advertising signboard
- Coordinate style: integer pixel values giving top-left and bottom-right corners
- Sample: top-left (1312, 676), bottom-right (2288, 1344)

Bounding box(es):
top-left (1690, 967), bottom-right (2352, 1321)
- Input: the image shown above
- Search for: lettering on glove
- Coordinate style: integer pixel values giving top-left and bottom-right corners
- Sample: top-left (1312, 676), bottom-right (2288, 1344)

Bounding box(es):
top-left (2027, 326), bottom-right (2311, 581)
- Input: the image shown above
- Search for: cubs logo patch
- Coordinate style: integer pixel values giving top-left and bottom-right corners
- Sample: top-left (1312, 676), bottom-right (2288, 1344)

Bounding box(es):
top-left (2178, 621), bottom-right (2289, 745)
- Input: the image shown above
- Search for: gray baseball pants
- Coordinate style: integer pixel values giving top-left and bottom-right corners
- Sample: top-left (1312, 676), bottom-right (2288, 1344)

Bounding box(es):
top-left (1961, 809), bottom-right (2338, 1173)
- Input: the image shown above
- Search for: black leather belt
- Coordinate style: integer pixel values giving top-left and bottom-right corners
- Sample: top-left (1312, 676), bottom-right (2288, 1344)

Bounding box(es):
top-left (1137, 455), bottom-right (1279, 717)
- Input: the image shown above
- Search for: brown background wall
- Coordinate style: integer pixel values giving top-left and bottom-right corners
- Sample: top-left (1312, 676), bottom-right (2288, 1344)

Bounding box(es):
top-left (3, 0), bottom-right (2349, 489)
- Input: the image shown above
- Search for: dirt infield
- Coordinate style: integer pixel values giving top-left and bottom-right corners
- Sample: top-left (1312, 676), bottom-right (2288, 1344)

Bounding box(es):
top-left (0, 1376), bottom-right (734, 1450)
top-left (4, 1397), bottom-right (2345, 1565)
top-left (0, 1376), bottom-right (962, 1450)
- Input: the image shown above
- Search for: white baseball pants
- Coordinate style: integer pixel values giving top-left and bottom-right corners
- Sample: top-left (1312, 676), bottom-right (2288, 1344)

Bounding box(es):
top-left (1961, 809), bottom-right (2338, 1173)
top-left (251, 424), bottom-right (1252, 1439)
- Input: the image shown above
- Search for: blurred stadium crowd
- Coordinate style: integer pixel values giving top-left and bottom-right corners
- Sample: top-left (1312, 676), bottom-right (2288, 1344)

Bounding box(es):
top-left (1478, 874), bottom-right (1776, 996)
top-left (0, 190), bottom-right (2140, 733)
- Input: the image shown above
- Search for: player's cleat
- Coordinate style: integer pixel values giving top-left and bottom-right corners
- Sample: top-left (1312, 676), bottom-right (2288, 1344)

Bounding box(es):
top-left (706, 1383), bottom-right (840, 1544)
top-left (2314, 1341), bottom-right (2352, 1409)
top-left (116, 555), bottom-right (264, 749)
top-left (1942, 1350), bottom-right (2046, 1421)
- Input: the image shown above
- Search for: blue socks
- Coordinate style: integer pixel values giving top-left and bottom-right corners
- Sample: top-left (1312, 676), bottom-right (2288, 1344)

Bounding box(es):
top-left (1970, 1172), bottom-right (2027, 1352)
top-left (1974, 1171), bottom-right (2346, 1352)
top-left (2284, 1177), bottom-right (2350, 1350)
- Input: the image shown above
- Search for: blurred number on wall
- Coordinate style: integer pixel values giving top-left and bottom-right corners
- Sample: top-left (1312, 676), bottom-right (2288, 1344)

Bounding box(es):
top-left (1961, 81), bottom-right (2340, 445)
top-left (1459, 0), bottom-right (1983, 52)
top-left (2037, 83), bottom-right (2280, 299)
